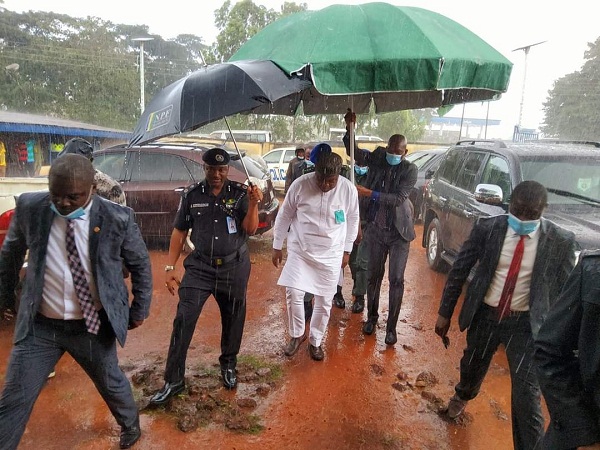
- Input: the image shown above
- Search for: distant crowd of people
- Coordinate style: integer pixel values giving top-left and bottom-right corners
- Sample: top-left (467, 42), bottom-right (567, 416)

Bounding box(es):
top-left (0, 111), bottom-right (599, 450)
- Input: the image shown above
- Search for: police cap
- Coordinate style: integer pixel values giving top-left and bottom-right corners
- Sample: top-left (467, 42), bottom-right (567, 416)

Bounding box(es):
top-left (202, 147), bottom-right (230, 166)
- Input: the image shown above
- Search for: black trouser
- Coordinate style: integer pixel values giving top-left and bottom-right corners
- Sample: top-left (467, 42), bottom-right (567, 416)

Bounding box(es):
top-left (365, 226), bottom-right (410, 333)
top-left (456, 304), bottom-right (544, 450)
top-left (0, 311), bottom-right (138, 450)
top-left (164, 252), bottom-right (251, 383)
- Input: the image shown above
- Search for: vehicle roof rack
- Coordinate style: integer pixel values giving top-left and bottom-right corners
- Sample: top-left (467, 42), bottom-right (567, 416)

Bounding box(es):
top-left (455, 139), bottom-right (507, 148)
top-left (538, 139), bottom-right (600, 148)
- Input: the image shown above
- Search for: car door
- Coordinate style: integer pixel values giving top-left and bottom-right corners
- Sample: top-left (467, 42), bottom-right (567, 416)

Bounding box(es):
top-left (263, 149), bottom-right (284, 190)
top-left (465, 153), bottom-right (511, 219)
top-left (431, 149), bottom-right (467, 253)
top-left (446, 151), bottom-right (488, 253)
top-left (123, 151), bottom-right (194, 239)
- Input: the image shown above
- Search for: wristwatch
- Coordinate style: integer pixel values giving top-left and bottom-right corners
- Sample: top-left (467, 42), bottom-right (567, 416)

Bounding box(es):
top-left (164, 265), bottom-right (175, 272)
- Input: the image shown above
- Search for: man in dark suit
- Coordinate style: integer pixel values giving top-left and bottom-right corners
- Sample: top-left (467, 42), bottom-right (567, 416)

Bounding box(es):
top-left (0, 154), bottom-right (152, 449)
top-left (535, 250), bottom-right (600, 450)
top-left (435, 180), bottom-right (578, 450)
top-left (344, 113), bottom-right (417, 346)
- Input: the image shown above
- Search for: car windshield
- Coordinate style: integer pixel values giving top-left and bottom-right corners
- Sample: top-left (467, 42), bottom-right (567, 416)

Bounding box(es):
top-left (230, 155), bottom-right (268, 179)
top-left (520, 157), bottom-right (600, 205)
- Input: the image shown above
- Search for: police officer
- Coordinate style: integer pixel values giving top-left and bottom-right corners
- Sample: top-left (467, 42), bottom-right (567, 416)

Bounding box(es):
top-left (150, 147), bottom-right (263, 404)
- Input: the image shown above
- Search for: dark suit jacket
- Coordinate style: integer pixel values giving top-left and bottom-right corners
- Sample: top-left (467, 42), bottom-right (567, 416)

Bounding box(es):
top-left (343, 133), bottom-right (417, 242)
top-left (534, 250), bottom-right (600, 449)
top-left (0, 192), bottom-right (152, 347)
top-left (438, 215), bottom-right (577, 338)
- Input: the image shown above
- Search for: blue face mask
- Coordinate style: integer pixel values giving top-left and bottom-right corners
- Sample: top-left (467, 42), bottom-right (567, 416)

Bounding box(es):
top-left (507, 213), bottom-right (540, 235)
top-left (354, 165), bottom-right (368, 176)
top-left (385, 152), bottom-right (402, 166)
top-left (50, 188), bottom-right (92, 220)
top-left (50, 203), bottom-right (86, 220)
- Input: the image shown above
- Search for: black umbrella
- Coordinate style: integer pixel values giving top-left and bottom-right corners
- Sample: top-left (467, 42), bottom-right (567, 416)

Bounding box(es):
top-left (129, 59), bottom-right (310, 147)
top-left (129, 59), bottom-right (310, 181)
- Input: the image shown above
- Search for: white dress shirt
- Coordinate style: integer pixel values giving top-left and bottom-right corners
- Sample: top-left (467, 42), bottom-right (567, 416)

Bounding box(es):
top-left (484, 225), bottom-right (540, 312)
top-left (40, 201), bottom-right (101, 319)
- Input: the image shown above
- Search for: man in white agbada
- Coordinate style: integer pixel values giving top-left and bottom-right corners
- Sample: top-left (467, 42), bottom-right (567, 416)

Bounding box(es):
top-left (272, 150), bottom-right (359, 361)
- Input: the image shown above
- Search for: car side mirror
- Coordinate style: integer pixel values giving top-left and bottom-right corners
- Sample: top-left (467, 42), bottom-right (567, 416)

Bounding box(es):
top-left (474, 183), bottom-right (503, 205)
top-left (425, 168), bottom-right (435, 179)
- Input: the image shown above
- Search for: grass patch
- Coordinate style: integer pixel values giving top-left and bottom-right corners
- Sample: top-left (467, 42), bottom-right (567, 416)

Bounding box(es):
top-left (237, 354), bottom-right (283, 382)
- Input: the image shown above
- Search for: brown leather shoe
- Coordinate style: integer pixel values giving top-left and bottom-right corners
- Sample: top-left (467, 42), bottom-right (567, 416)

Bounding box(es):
top-left (308, 344), bottom-right (324, 361)
top-left (284, 335), bottom-right (307, 356)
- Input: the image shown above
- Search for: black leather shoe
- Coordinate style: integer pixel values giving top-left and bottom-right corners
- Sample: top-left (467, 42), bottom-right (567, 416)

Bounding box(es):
top-left (333, 293), bottom-right (346, 309)
top-left (284, 335), bottom-right (307, 356)
top-left (308, 344), bottom-right (324, 361)
top-left (119, 423), bottom-right (141, 449)
top-left (149, 380), bottom-right (185, 406)
top-left (351, 296), bottom-right (365, 313)
top-left (221, 368), bottom-right (238, 389)
top-left (362, 320), bottom-right (376, 335)
top-left (385, 330), bottom-right (397, 346)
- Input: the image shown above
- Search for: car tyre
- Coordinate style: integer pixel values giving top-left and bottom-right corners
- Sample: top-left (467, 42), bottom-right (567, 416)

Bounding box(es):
top-left (426, 218), bottom-right (447, 272)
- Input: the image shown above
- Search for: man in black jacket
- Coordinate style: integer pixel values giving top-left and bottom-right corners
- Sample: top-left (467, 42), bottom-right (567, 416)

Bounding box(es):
top-left (535, 250), bottom-right (600, 450)
top-left (435, 181), bottom-right (578, 450)
top-left (343, 112), bottom-right (417, 346)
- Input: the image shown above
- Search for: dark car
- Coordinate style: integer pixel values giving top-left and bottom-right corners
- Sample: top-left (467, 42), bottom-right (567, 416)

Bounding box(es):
top-left (93, 140), bottom-right (279, 243)
top-left (405, 147), bottom-right (447, 221)
top-left (422, 140), bottom-right (600, 271)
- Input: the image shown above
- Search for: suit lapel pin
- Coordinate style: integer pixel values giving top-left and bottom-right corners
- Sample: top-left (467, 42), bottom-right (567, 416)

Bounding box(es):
top-left (94, 226), bottom-right (101, 233)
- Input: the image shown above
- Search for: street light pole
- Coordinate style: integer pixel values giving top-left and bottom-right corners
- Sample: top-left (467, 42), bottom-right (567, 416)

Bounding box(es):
top-left (132, 37), bottom-right (154, 114)
top-left (512, 40), bottom-right (546, 128)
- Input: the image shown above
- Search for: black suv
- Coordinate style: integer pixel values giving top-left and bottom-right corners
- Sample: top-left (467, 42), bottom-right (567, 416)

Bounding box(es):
top-left (422, 140), bottom-right (600, 270)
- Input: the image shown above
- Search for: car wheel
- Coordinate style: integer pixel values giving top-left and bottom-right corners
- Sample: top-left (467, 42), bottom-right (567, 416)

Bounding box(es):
top-left (426, 218), bottom-right (446, 272)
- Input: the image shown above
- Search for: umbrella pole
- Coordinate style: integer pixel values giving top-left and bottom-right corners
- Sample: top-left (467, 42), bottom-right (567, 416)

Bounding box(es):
top-left (349, 125), bottom-right (356, 184)
top-left (224, 117), bottom-right (253, 186)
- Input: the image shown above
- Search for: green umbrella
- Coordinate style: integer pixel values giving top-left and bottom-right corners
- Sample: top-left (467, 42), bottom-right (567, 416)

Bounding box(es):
top-left (230, 2), bottom-right (513, 114)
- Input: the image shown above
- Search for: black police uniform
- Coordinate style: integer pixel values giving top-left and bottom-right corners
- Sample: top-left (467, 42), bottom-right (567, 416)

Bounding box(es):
top-left (163, 177), bottom-right (251, 383)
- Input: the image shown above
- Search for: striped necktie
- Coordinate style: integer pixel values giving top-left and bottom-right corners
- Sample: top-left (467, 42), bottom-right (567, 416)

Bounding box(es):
top-left (66, 219), bottom-right (100, 334)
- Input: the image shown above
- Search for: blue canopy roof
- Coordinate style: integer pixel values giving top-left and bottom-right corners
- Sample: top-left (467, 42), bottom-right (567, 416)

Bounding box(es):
top-left (0, 111), bottom-right (131, 139)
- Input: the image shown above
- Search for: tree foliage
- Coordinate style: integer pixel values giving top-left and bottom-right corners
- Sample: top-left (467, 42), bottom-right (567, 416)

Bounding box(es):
top-left (542, 37), bottom-right (600, 140)
top-left (0, 3), bottom-right (426, 143)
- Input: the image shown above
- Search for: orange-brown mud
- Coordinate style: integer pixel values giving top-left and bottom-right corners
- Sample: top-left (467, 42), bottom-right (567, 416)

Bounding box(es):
top-left (0, 224), bottom-right (539, 449)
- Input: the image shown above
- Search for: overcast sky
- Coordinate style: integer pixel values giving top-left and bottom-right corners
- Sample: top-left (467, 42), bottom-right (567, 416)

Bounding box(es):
top-left (3, 0), bottom-right (599, 138)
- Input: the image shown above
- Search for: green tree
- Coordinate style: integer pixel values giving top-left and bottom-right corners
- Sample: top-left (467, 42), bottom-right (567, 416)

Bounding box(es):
top-left (542, 37), bottom-right (600, 140)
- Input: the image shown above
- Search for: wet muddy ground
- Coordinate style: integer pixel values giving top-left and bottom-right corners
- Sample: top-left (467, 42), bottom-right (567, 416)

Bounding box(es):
top-left (0, 224), bottom-right (539, 449)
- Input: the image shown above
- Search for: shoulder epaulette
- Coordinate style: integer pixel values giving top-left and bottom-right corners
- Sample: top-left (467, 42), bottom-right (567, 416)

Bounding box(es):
top-left (230, 181), bottom-right (249, 191)
top-left (182, 181), bottom-right (204, 197)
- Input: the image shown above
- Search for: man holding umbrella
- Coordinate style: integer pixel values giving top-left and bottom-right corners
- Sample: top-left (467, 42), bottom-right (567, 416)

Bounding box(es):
top-left (150, 147), bottom-right (263, 404)
top-left (343, 112), bottom-right (417, 346)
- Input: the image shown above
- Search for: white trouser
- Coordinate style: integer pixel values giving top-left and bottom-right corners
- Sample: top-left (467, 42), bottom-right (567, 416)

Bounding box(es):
top-left (286, 287), bottom-right (332, 347)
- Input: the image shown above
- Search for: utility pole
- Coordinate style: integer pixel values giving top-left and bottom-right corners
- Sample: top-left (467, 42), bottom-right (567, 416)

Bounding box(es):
top-left (132, 37), bottom-right (154, 114)
top-left (512, 40), bottom-right (547, 128)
